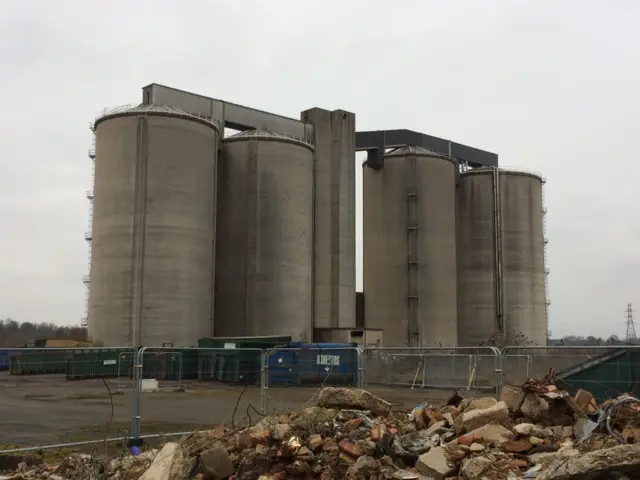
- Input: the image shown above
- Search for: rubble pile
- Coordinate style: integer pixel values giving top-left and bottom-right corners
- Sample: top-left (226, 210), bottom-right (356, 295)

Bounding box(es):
top-left (4, 382), bottom-right (640, 479)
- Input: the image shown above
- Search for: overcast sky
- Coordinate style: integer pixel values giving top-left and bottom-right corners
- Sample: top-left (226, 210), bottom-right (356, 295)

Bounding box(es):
top-left (1, 0), bottom-right (638, 339)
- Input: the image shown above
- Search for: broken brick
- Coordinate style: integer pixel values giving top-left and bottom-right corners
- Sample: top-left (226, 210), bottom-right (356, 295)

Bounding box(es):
top-left (502, 438), bottom-right (533, 453)
top-left (338, 439), bottom-right (365, 457)
top-left (344, 418), bottom-right (363, 431)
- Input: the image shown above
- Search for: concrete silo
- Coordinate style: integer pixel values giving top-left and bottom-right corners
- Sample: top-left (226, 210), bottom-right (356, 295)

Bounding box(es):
top-left (215, 130), bottom-right (314, 341)
top-left (457, 168), bottom-right (547, 346)
top-left (363, 146), bottom-right (458, 347)
top-left (89, 104), bottom-right (219, 347)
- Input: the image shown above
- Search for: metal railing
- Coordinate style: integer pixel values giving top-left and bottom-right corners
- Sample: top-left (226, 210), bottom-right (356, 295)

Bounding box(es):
top-left (3, 344), bottom-right (640, 453)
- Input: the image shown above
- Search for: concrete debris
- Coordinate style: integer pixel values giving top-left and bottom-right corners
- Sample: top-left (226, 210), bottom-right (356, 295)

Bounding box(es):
top-left (4, 384), bottom-right (640, 479)
top-left (317, 387), bottom-right (392, 416)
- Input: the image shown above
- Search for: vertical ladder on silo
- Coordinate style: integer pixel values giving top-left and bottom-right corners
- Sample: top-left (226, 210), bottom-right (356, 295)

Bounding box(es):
top-left (407, 183), bottom-right (419, 348)
top-left (541, 179), bottom-right (550, 322)
top-left (82, 123), bottom-right (96, 328)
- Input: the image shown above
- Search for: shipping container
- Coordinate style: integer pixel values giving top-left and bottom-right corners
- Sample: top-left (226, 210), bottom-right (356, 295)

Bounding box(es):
top-left (10, 350), bottom-right (70, 375)
top-left (557, 348), bottom-right (640, 402)
top-left (267, 343), bottom-right (359, 386)
top-left (0, 350), bottom-right (22, 371)
top-left (197, 337), bottom-right (284, 384)
top-left (198, 336), bottom-right (291, 349)
top-left (65, 349), bottom-right (128, 380)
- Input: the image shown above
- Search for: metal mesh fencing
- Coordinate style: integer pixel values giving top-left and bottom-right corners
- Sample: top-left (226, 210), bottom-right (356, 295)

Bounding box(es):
top-left (261, 347), bottom-right (362, 416)
top-left (362, 347), bottom-right (501, 407)
top-left (131, 347), bottom-right (265, 441)
top-left (501, 346), bottom-right (640, 402)
top-left (0, 347), bottom-right (138, 452)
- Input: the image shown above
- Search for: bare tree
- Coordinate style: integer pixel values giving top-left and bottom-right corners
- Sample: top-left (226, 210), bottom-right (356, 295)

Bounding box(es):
top-left (0, 318), bottom-right (87, 348)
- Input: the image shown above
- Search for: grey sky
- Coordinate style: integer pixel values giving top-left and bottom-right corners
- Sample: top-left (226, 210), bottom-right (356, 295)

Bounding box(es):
top-left (1, 0), bottom-right (638, 339)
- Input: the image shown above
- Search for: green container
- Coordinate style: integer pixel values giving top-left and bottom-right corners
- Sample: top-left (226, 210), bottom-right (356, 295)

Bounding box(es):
top-left (196, 336), bottom-right (286, 385)
top-left (65, 349), bottom-right (129, 381)
top-left (559, 349), bottom-right (640, 402)
top-left (10, 350), bottom-right (70, 375)
top-left (197, 336), bottom-right (291, 349)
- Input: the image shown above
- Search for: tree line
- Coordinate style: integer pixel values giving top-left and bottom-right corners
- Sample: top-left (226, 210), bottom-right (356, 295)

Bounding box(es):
top-left (0, 318), bottom-right (87, 348)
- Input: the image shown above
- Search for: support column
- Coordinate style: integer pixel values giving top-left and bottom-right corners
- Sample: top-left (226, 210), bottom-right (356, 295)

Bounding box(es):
top-left (301, 108), bottom-right (356, 330)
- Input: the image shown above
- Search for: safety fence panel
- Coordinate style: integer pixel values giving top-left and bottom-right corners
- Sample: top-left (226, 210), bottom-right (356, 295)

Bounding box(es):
top-left (362, 347), bottom-right (501, 406)
top-left (501, 346), bottom-right (640, 402)
top-left (261, 347), bottom-right (362, 416)
top-left (131, 347), bottom-right (265, 441)
top-left (0, 347), bottom-right (137, 452)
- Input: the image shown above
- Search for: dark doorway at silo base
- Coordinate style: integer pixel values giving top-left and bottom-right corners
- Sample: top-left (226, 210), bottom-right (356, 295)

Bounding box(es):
top-left (356, 291), bottom-right (365, 328)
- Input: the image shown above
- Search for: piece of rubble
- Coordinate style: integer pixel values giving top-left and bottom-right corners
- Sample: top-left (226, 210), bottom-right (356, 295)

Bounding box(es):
top-left (461, 396), bottom-right (497, 412)
top-left (573, 389), bottom-right (595, 414)
top-left (535, 443), bottom-right (640, 480)
top-left (292, 407), bottom-right (337, 431)
top-left (513, 423), bottom-right (551, 438)
top-left (272, 423), bottom-right (292, 440)
top-left (200, 444), bottom-right (234, 479)
top-left (459, 455), bottom-right (493, 479)
top-left (140, 442), bottom-right (186, 480)
top-left (416, 446), bottom-right (457, 479)
top-left (308, 433), bottom-right (323, 451)
top-left (464, 423), bottom-right (514, 445)
top-left (460, 401), bottom-right (509, 432)
top-left (317, 387), bottom-right (392, 416)
top-left (469, 443), bottom-right (485, 452)
top-left (339, 439), bottom-right (365, 458)
top-left (500, 385), bottom-right (525, 412)
top-left (502, 438), bottom-right (533, 453)
top-left (573, 417), bottom-right (598, 441)
top-left (521, 393), bottom-right (549, 420)
top-left (346, 455), bottom-right (379, 479)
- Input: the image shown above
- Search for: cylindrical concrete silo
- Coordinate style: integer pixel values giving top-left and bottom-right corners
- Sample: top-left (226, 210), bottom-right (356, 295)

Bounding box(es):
top-left (215, 130), bottom-right (314, 341)
top-left (89, 104), bottom-right (219, 347)
top-left (363, 146), bottom-right (458, 347)
top-left (457, 168), bottom-right (547, 346)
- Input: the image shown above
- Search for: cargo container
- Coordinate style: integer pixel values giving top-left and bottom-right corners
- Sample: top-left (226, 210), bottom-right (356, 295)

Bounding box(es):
top-left (267, 343), bottom-right (359, 386)
top-left (0, 350), bottom-right (22, 371)
top-left (65, 349), bottom-right (129, 380)
top-left (197, 337), bottom-right (286, 384)
top-left (198, 336), bottom-right (291, 349)
top-left (10, 350), bottom-right (70, 375)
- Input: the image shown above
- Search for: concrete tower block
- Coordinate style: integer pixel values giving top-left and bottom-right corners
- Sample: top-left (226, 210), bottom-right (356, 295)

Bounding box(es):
top-left (301, 108), bottom-right (356, 330)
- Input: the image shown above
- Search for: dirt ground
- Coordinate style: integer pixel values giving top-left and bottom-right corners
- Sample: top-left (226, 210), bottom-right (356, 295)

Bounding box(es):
top-left (0, 372), bottom-right (487, 450)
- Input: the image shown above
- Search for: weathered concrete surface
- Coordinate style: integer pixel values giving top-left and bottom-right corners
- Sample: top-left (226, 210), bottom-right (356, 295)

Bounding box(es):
top-left (535, 443), bottom-right (640, 480)
top-left (301, 108), bottom-right (356, 331)
top-left (363, 147), bottom-right (458, 347)
top-left (140, 442), bottom-right (185, 480)
top-left (416, 446), bottom-right (456, 479)
top-left (459, 455), bottom-right (493, 479)
top-left (461, 401), bottom-right (509, 432)
top-left (464, 423), bottom-right (514, 445)
top-left (317, 387), bottom-right (392, 415)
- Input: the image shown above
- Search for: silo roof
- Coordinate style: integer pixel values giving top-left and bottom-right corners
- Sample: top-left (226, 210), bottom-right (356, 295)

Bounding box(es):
top-left (224, 128), bottom-right (313, 149)
top-left (384, 145), bottom-right (455, 162)
top-left (93, 103), bottom-right (219, 130)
